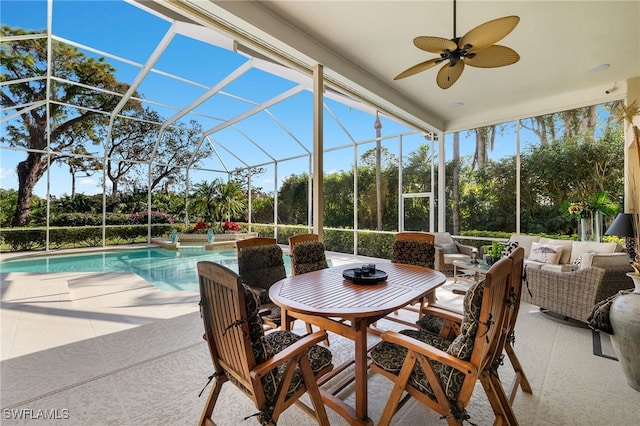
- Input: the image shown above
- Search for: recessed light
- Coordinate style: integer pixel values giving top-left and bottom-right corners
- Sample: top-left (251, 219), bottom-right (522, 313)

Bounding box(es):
top-left (589, 64), bottom-right (610, 73)
top-left (450, 102), bottom-right (464, 109)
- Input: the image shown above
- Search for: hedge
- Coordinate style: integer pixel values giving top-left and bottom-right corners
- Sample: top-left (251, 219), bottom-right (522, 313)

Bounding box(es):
top-left (1, 225), bottom-right (171, 252)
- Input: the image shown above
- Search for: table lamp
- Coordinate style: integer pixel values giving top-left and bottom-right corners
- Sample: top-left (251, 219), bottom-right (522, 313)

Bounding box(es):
top-left (605, 213), bottom-right (636, 261)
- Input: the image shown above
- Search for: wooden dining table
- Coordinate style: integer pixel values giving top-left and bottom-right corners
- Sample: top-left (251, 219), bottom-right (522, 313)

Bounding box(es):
top-left (268, 262), bottom-right (446, 425)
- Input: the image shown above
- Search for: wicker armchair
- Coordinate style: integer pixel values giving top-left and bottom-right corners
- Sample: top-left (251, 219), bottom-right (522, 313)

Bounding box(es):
top-left (433, 232), bottom-right (476, 273)
top-left (524, 264), bottom-right (634, 323)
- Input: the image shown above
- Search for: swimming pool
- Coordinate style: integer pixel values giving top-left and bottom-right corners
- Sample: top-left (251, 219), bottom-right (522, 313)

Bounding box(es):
top-left (0, 247), bottom-right (291, 292)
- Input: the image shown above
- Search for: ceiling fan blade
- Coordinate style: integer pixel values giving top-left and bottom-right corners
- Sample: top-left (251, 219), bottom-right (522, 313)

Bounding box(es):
top-left (459, 16), bottom-right (520, 53)
top-left (465, 45), bottom-right (520, 68)
top-left (436, 60), bottom-right (464, 89)
top-left (414, 36), bottom-right (457, 54)
top-left (394, 58), bottom-right (441, 80)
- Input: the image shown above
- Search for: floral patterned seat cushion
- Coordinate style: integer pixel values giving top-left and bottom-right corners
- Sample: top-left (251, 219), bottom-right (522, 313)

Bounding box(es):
top-left (238, 244), bottom-right (286, 309)
top-left (391, 240), bottom-right (435, 269)
top-left (291, 241), bottom-right (329, 275)
top-left (414, 314), bottom-right (445, 335)
top-left (371, 280), bottom-right (484, 401)
top-left (416, 276), bottom-right (484, 336)
top-left (231, 285), bottom-right (333, 425)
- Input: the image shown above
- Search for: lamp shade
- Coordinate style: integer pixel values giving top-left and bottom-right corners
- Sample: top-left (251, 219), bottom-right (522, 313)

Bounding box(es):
top-left (604, 213), bottom-right (635, 237)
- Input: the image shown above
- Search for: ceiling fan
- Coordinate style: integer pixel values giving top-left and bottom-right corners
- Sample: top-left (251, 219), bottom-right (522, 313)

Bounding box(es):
top-left (395, 0), bottom-right (520, 89)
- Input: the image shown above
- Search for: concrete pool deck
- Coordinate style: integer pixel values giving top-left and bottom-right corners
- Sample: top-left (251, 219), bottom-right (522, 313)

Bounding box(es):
top-left (0, 246), bottom-right (385, 361)
top-left (1, 246), bottom-right (638, 425)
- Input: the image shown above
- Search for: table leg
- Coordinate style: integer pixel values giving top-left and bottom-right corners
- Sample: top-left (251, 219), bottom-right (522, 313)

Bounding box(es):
top-left (280, 308), bottom-right (292, 331)
top-left (353, 319), bottom-right (368, 422)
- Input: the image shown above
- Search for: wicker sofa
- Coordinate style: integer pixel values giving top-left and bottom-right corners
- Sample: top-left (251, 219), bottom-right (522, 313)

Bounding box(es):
top-left (524, 253), bottom-right (634, 323)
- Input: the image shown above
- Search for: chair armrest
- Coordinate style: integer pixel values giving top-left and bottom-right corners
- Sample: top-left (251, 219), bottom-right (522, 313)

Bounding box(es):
top-left (251, 330), bottom-right (329, 378)
top-left (422, 305), bottom-right (463, 324)
top-left (381, 330), bottom-right (477, 375)
top-left (455, 242), bottom-right (476, 256)
top-left (258, 308), bottom-right (272, 318)
top-left (434, 246), bottom-right (447, 270)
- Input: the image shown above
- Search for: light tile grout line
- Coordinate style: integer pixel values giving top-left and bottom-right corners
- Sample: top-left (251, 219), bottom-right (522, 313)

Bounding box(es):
top-left (1, 341), bottom-right (203, 410)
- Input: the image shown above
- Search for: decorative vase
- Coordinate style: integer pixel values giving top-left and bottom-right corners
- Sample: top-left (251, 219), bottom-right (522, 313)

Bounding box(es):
top-left (580, 211), bottom-right (602, 242)
top-left (609, 272), bottom-right (640, 392)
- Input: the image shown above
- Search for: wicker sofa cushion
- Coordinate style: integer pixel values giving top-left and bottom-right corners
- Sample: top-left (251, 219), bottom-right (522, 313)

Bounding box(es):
top-left (582, 252), bottom-right (631, 269)
top-left (433, 232), bottom-right (455, 246)
top-left (507, 234), bottom-right (541, 258)
top-left (571, 241), bottom-right (618, 264)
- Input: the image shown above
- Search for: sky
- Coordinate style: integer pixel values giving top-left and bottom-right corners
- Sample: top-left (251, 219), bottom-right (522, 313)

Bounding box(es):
top-left (0, 0), bottom-right (605, 199)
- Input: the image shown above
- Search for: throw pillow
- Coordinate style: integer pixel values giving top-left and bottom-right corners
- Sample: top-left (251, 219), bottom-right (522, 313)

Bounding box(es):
top-left (573, 250), bottom-right (597, 267)
top-left (501, 241), bottom-right (519, 258)
top-left (439, 242), bottom-right (458, 254)
top-left (528, 242), bottom-right (563, 264)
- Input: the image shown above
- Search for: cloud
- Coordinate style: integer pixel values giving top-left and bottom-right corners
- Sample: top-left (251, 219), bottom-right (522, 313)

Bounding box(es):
top-left (77, 177), bottom-right (101, 195)
top-left (0, 167), bottom-right (17, 187)
top-left (79, 177), bottom-right (98, 187)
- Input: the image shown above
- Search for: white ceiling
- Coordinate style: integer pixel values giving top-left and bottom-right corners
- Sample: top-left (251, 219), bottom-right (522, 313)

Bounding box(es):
top-left (146, 0), bottom-right (640, 133)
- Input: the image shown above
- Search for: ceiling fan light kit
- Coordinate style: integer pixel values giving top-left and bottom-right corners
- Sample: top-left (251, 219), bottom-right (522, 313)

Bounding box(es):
top-left (395, 0), bottom-right (520, 89)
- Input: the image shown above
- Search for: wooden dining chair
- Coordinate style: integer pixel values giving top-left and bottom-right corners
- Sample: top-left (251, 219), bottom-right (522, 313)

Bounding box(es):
top-left (289, 241), bottom-right (329, 276)
top-left (384, 231), bottom-right (436, 327)
top-left (395, 231), bottom-right (436, 244)
top-left (494, 247), bottom-right (533, 403)
top-left (197, 261), bottom-right (333, 426)
top-left (289, 234), bottom-right (326, 275)
top-left (416, 247), bottom-right (532, 404)
top-left (236, 237), bottom-right (277, 256)
top-left (236, 238), bottom-right (287, 329)
top-left (370, 257), bottom-right (515, 426)
top-left (288, 234), bottom-right (330, 343)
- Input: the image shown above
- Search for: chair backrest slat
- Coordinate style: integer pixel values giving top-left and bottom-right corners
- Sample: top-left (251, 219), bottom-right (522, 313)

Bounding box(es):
top-left (507, 247), bottom-right (525, 332)
top-left (198, 261), bottom-right (255, 389)
top-left (459, 257), bottom-right (512, 402)
top-left (236, 237), bottom-right (277, 257)
top-left (395, 231), bottom-right (435, 243)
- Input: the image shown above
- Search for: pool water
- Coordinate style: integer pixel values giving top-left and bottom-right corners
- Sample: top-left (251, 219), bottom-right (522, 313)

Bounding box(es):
top-left (0, 247), bottom-right (292, 292)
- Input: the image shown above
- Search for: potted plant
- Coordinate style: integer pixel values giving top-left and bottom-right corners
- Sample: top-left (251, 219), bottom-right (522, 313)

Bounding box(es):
top-left (568, 191), bottom-right (620, 241)
top-left (485, 241), bottom-right (505, 265)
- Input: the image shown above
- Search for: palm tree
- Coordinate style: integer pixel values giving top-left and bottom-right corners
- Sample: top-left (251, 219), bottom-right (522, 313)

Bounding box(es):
top-left (216, 181), bottom-right (245, 222)
top-left (191, 179), bottom-right (246, 225)
top-left (191, 179), bottom-right (222, 223)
